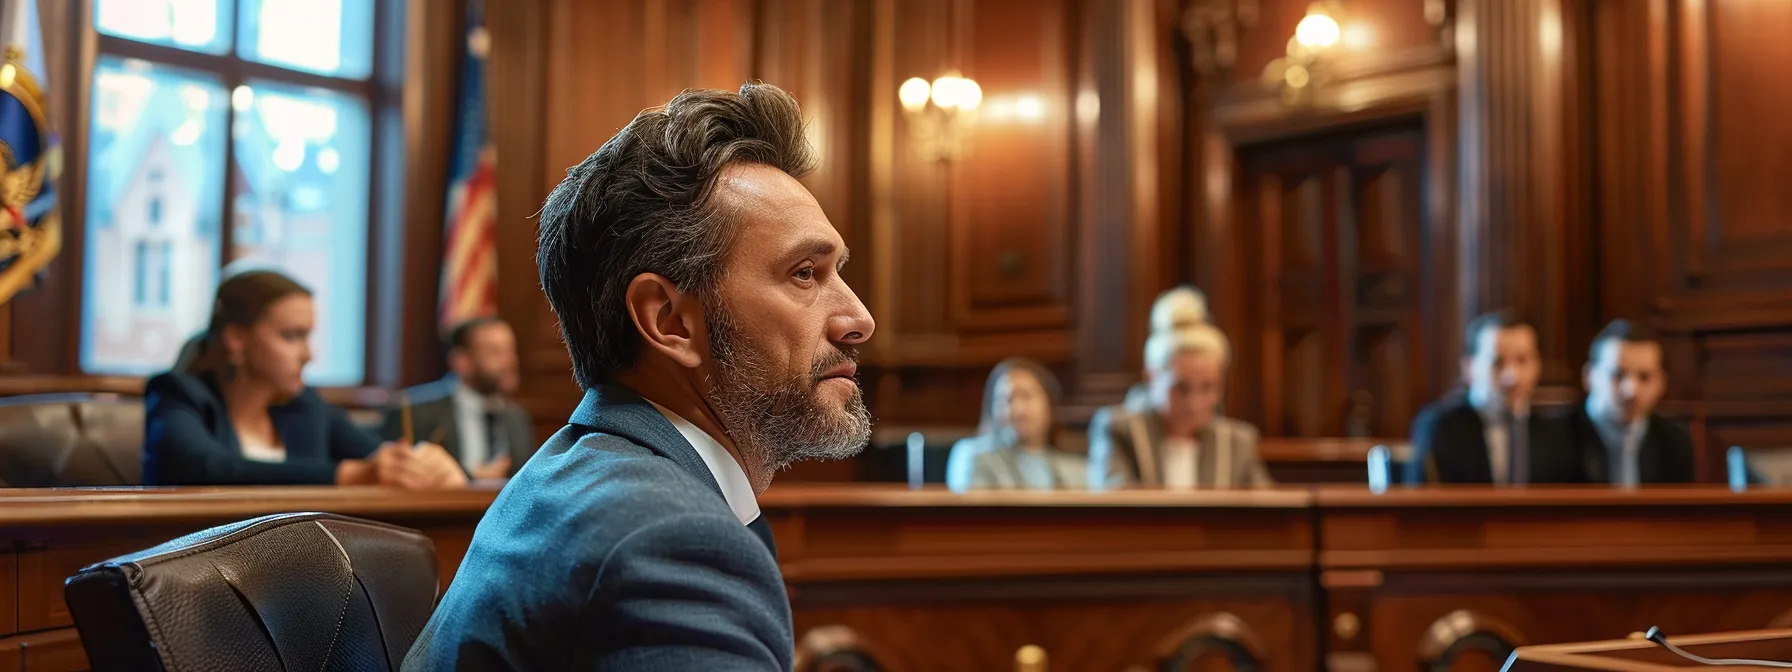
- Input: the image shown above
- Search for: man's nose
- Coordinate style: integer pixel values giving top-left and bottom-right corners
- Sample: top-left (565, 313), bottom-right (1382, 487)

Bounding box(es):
top-left (829, 282), bottom-right (876, 345)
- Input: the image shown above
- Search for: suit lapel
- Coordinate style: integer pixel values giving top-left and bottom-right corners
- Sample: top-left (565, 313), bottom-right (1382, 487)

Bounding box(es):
top-left (505, 407), bottom-right (533, 463)
top-left (567, 385), bottom-right (727, 500)
top-left (1635, 422), bottom-right (1660, 483)
top-left (1462, 408), bottom-right (1496, 483)
top-left (746, 515), bottom-right (778, 558)
top-left (1131, 413), bottom-right (1163, 486)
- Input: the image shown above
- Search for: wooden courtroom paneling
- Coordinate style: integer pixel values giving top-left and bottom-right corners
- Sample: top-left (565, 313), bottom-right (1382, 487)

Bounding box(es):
top-left (767, 486), bottom-right (1317, 671)
top-left (1180, 0), bottom-right (1461, 439)
top-left (18, 485), bottom-right (1792, 671)
top-left (1317, 487), bottom-right (1792, 672)
top-left (13, 630), bottom-right (83, 672)
top-left (1593, 0), bottom-right (1792, 475)
top-left (0, 552), bottom-right (13, 637)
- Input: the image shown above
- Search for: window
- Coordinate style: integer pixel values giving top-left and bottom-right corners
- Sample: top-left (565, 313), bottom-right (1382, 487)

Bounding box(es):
top-left (79, 0), bottom-right (382, 385)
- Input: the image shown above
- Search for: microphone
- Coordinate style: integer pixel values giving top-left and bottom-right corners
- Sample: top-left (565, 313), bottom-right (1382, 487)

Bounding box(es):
top-left (1643, 627), bottom-right (1792, 668)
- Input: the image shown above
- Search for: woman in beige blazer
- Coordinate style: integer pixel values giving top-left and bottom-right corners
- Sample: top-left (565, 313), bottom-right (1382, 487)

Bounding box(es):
top-left (946, 358), bottom-right (1089, 492)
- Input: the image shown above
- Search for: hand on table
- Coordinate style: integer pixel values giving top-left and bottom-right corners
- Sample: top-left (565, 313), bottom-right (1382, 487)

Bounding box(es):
top-left (374, 441), bottom-right (470, 490)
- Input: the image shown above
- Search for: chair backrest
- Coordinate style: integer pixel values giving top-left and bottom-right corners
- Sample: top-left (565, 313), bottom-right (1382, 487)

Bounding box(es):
top-left (65, 512), bottom-right (439, 672)
top-left (0, 393), bottom-right (143, 486)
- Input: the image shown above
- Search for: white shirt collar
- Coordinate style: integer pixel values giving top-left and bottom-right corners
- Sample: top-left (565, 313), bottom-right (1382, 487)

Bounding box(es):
top-left (647, 401), bottom-right (760, 526)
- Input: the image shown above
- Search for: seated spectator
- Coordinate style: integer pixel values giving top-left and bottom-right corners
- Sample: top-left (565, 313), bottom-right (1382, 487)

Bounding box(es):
top-left (1088, 320), bottom-right (1272, 490)
top-left (947, 358), bottom-right (1088, 492)
top-left (1405, 311), bottom-right (1583, 485)
top-left (1568, 319), bottom-right (1695, 485)
top-left (382, 317), bottom-right (536, 479)
top-left (143, 270), bottom-right (466, 488)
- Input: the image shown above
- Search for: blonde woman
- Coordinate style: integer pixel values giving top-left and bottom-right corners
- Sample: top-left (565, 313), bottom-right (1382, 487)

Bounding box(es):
top-left (1089, 319), bottom-right (1272, 490)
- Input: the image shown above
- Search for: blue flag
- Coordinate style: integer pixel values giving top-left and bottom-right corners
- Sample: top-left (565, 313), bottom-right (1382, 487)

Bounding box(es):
top-left (0, 0), bottom-right (58, 305)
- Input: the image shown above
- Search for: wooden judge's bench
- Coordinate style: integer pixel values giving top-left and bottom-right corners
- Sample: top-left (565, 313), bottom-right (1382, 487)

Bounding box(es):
top-left (5, 486), bottom-right (1792, 671)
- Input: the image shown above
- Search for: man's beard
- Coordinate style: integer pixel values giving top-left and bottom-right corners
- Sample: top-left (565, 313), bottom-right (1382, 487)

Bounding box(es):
top-left (705, 304), bottom-right (873, 474)
top-left (464, 367), bottom-right (504, 397)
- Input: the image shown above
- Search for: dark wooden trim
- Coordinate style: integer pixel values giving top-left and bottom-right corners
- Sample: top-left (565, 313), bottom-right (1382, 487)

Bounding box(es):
top-left (789, 572), bottom-right (1314, 606)
top-left (390, 0), bottom-right (466, 387)
top-left (93, 35), bottom-right (377, 96)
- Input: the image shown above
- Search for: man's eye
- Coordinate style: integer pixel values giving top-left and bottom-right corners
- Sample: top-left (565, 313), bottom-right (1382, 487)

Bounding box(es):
top-left (795, 267), bottom-right (815, 281)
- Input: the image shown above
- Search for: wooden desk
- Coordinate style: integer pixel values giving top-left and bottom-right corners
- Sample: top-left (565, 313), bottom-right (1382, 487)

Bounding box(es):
top-left (763, 486), bottom-right (1318, 671)
top-left (10, 485), bottom-right (1792, 672)
top-left (0, 486), bottom-right (1318, 672)
top-left (1317, 487), bottom-right (1792, 672)
top-left (1507, 628), bottom-right (1792, 672)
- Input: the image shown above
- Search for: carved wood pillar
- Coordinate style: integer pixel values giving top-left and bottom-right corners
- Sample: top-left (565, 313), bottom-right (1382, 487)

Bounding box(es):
top-left (1455, 0), bottom-right (1596, 383)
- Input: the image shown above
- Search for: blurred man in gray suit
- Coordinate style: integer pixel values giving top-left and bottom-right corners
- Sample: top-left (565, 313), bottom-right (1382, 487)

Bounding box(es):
top-left (381, 317), bottom-right (533, 479)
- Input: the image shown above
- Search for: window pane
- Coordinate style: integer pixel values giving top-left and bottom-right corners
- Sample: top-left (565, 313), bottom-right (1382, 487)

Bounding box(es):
top-left (230, 81), bottom-right (371, 386)
top-left (94, 0), bottom-right (232, 55)
top-left (237, 0), bottom-right (374, 78)
top-left (81, 57), bottom-right (227, 375)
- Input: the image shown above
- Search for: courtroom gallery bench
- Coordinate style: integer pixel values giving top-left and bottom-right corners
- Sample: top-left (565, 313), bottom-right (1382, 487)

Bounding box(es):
top-left (6, 485), bottom-right (1792, 671)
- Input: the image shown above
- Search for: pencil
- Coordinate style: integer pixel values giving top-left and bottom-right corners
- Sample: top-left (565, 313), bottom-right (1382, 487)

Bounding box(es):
top-left (399, 390), bottom-right (414, 445)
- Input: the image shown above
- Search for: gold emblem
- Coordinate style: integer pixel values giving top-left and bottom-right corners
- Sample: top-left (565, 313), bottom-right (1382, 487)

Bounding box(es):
top-left (0, 42), bottom-right (60, 305)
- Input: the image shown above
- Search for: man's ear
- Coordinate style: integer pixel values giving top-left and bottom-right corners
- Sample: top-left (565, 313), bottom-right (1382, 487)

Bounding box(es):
top-left (1582, 362), bottom-right (1595, 393)
top-left (624, 273), bottom-right (704, 369)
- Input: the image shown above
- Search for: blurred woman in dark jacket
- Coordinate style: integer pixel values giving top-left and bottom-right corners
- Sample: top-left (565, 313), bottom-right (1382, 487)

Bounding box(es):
top-left (143, 270), bottom-right (465, 488)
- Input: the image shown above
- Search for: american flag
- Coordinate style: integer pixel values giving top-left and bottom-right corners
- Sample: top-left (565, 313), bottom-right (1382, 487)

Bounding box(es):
top-left (440, 0), bottom-right (496, 326)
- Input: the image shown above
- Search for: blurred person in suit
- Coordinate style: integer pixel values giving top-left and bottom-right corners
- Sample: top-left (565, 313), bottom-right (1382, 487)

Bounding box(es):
top-left (381, 317), bottom-right (535, 479)
top-left (1121, 286), bottom-right (1214, 411)
top-left (1088, 319), bottom-right (1272, 490)
top-left (947, 358), bottom-right (1088, 492)
top-left (143, 270), bottom-right (466, 488)
top-left (406, 83), bottom-right (875, 670)
top-left (1405, 311), bottom-right (1584, 484)
top-left (1568, 319), bottom-right (1695, 485)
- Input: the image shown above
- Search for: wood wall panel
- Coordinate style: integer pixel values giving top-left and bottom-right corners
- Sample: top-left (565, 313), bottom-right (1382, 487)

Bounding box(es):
top-left (1231, 122), bottom-right (1431, 438)
top-left (948, 0), bottom-right (1074, 334)
top-left (1181, 0), bottom-right (1461, 443)
top-left (1594, 0), bottom-right (1792, 470)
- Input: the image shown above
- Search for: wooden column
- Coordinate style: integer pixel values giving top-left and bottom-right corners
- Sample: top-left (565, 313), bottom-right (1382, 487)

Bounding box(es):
top-left (1454, 0), bottom-right (1595, 383)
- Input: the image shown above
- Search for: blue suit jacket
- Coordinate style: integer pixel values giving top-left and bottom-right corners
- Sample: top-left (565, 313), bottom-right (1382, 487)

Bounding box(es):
top-left (403, 385), bottom-right (791, 671)
top-left (142, 372), bottom-right (382, 485)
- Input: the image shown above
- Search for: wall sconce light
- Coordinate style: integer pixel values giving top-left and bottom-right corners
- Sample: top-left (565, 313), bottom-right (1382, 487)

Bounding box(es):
top-left (898, 72), bottom-right (982, 162)
top-left (1262, 1), bottom-right (1342, 106)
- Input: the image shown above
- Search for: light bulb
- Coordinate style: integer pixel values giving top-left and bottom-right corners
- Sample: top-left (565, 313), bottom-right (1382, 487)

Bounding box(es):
top-left (899, 77), bottom-right (931, 112)
top-left (958, 78), bottom-right (982, 111)
top-left (930, 75), bottom-right (961, 110)
top-left (1295, 10), bottom-right (1340, 49)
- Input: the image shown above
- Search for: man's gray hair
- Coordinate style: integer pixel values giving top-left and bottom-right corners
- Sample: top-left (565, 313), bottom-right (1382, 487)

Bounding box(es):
top-left (537, 83), bottom-right (817, 389)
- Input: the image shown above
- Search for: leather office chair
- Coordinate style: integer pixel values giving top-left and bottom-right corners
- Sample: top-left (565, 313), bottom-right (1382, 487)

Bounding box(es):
top-left (65, 512), bottom-right (439, 672)
top-left (0, 393), bottom-right (143, 486)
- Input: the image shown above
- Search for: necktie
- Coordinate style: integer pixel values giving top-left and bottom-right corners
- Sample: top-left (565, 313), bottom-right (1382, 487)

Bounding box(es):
top-left (1508, 411), bottom-right (1529, 485)
top-left (747, 515), bottom-right (778, 558)
top-left (484, 411), bottom-right (506, 463)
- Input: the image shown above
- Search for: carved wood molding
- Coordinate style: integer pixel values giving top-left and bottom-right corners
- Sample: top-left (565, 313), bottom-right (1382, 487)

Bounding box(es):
top-left (1180, 0), bottom-right (1259, 80)
top-left (1417, 609), bottom-right (1528, 670)
top-left (795, 625), bottom-right (890, 672)
top-left (1154, 611), bottom-right (1269, 671)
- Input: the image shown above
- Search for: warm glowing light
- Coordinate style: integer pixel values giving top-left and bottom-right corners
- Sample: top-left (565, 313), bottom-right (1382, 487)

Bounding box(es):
top-left (930, 75), bottom-right (962, 110)
top-left (1342, 23), bottom-right (1373, 50)
top-left (899, 77), bottom-right (931, 113)
top-left (958, 79), bottom-right (982, 111)
top-left (1295, 9), bottom-right (1340, 49)
top-left (1014, 95), bottom-right (1044, 121)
